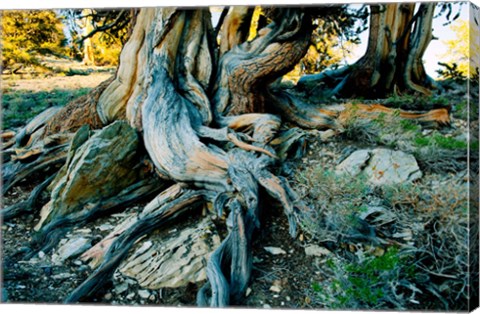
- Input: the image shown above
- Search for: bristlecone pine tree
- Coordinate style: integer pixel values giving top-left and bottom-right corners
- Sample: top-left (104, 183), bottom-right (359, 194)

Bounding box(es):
top-left (298, 3), bottom-right (439, 98)
top-left (1, 5), bottom-right (450, 306)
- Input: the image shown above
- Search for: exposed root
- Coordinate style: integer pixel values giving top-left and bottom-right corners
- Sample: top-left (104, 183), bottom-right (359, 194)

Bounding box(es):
top-left (227, 132), bottom-right (278, 159)
top-left (338, 104), bottom-right (450, 128)
top-left (27, 177), bottom-right (164, 259)
top-left (1, 173), bottom-right (55, 221)
top-left (65, 184), bottom-right (209, 303)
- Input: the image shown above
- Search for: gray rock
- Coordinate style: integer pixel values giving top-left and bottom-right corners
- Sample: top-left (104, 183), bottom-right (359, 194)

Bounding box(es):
top-left (53, 237), bottom-right (91, 264)
top-left (119, 217), bottom-right (221, 289)
top-left (52, 273), bottom-right (71, 280)
top-left (304, 245), bottom-right (331, 257)
top-left (114, 282), bottom-right (129, 294)
top-left (336, 148), bottom-right (422, 185)
top-left (35, 122), bottom-right (143, 231)
top-left (335, 149), bottom-right (371, 177)
top-left (264, 246), bottom-right (287, 255)
top-left (138, 290), bottom-right (151, 299)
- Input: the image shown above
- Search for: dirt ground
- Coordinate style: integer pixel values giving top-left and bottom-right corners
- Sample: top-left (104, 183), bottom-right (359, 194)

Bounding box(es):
top-left (1, 70), bottom-right (475, 310)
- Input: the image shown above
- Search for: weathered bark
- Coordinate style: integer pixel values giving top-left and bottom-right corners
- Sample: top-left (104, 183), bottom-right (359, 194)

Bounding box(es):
top-left (298, 3), bottom-right (438, 98)
top-left (3, 5), bottom-right (451, 309)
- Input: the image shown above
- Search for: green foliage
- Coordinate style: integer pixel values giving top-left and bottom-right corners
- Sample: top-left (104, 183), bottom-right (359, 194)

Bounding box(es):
top-left (414, 133), bottom-right (468, 150)
top-left (2, 88), bottom-right (91, 129)
top-left (60, 9), bottom-right (132, 66)
top-left (384, 94), bottom-right (450, 111)
top-left (2, 10), bottom-right (67, 70)
top-left (315, 247), bottom-right (412, 309)
top-left (296, 164), bottom-right (469, 310)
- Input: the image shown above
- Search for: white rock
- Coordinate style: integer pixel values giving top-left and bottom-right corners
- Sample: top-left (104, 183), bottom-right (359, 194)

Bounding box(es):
top-left (270, 285), bottom-right (282, 293)
top-left (138, 290), bottom-right (150, 299)
top-left (52, 273), bottom-right (71, 280)
top-left (115, 282), bottom-right (129, 294)
top-left (264, 246), bottom-right (287, 255)
top-left (53, 237), bottom-right (91, 263)
top-left (304, 245), bottom-right (331, 257)
top-left (126, 292), bottom-right (135, 300)
top-left (336, 149), bottom-right (371, 177)
top-left (336, 148), bottom-right (422, 185)
top-left (97, 224), bottom-right (114, 231)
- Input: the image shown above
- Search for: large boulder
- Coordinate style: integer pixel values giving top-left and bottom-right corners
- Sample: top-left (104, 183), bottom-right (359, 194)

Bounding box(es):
top-left (336, 148), bottom-right (422, 185)
top-left (35, 121), bottom-right (142, 230)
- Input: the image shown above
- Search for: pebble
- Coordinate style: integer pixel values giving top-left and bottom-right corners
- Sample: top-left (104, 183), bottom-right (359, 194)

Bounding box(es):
top-left (104, 293), bottom-right (112, 301)
top-left (304, 245), bottom-right (331, 257)
top-left (52, 273), bottom-right (71, 280)
top-left (286, 296), bottom-right (291, 301)
top-left (263, 304), bottom-right (272, 309)
top-left (73, 260), bottom-right (83, 266)
top-left (138, 290), bottom-right (151, 299)
top-left (38, 251), bottom-right (45, 259)
top-left (270, 285), bottom-right (282, 293)
top-left (97, 224), bottom-right (114, 231)
top-left (126, 292), bottom-right (135, 300)
top-left (148, 294), bottom-right (156, 302)
top-left (115, 282), bottom-right (129, 294)
top-left (264, 246), bottom-right (287, 255)
top-left (245, 287), bottom-right (252, 297)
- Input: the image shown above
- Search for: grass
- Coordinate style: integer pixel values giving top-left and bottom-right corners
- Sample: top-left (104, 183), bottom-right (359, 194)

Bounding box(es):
top-left (2, 88), bottom-right (92, 129)
top-left (294, 166), bottom-right (469, 310)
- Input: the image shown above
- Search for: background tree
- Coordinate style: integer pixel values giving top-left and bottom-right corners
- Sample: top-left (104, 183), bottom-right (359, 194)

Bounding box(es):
top-left (60, 8), bottom-right (136, 65)
top-left (298, 2), bottom-right (463, 98)
top-left (437, 16), bottom-right (479, 80)
top-left (1, 10), bottom-right (67, 72)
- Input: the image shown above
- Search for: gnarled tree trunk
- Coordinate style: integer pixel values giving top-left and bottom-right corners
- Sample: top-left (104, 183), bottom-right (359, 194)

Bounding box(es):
top-left (298, 3), bottom-right (437, 98)
top-left (1, 4), bottom-right (451, 308)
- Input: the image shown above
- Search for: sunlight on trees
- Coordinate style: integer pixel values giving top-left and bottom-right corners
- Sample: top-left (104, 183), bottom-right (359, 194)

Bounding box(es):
top-left (439, 19), bottom-right (470, 79)
top-left (1, 10), bottom-right (66, 71)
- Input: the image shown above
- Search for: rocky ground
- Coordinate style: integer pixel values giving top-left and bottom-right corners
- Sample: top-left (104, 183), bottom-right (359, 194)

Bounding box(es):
top-left (1, 75), bottom-right (477, 310)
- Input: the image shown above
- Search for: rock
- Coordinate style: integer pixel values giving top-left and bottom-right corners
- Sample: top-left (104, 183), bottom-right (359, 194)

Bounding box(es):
top-left (53, 236), bottom-right (91, 264)
top-left (119, 217), bottom-right (221, 289)
top-left (304, 245), bottom-right (331, 257)
top-left (35, 122), bottom-right (144, 231)
top-left (245, 287), bottom-right (252, 297)
top-left (97, 224), bottom-right (114, 231)
top-left (52, 273), bottom-right (71, 280)
top-left (264, 246), bottom-right (287, 255)
top-left (270, 285), bottom-right (282, 293)
top-left (335, 149), bottom-right (371, 177)
top-left (38, 251), bottom-right (45, 259)
top-left (336, 148), bottom-right (422, 185)
top-left (263, 304), bottom-right (272, 309)
top-left (138, 290), bottom-right (150, 299)
top-left (104, 293), bottom-right (112, 301)
top-left (114, 282), bottom-right (129, 294)
top-left (319, 129), bottom-right (337, 142)
top-left (126, 292), bottom-right (135, 300)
